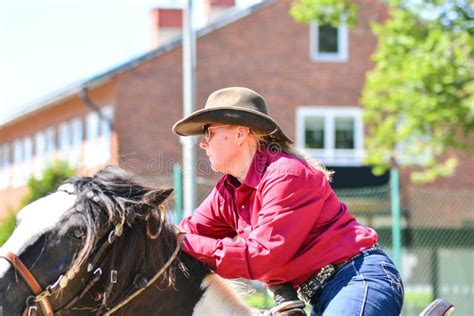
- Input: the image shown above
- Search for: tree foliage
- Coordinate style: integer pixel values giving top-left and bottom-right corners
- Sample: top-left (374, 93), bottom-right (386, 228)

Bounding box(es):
top-left (290, 0), bottom-right (358, 27)
top-left (290, 0), bottom-right (474, 183)
top-left (20, 161), bottom-right (75, 207)
top-left (0, 161), bottom-right (75, 245)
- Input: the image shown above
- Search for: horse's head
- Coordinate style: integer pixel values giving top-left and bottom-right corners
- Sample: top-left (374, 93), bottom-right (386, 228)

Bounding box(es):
top-left (0, 166), bottom-right (173, 315)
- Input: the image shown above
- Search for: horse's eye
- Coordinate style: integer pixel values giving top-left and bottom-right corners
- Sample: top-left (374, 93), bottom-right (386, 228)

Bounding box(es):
top-left (71, 229), bottom-right (85, 240)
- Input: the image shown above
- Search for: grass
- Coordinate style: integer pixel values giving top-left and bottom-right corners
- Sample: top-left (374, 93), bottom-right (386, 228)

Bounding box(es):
top-left (244, 292), bottom-right (312, 314)
top-left (404, 290), bottom-right (433, 311)
top-left (244, 292), bottom-right (273, 310)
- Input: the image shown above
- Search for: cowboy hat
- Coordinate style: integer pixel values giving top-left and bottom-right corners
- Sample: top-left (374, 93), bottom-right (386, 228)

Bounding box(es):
top-left (172, 87), bottom-right (293, 143)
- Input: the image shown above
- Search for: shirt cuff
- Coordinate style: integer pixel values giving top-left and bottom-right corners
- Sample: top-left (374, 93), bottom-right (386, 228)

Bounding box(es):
top-left (214, 238), bottom-right (252, 279)
top-left (182, 233), bottom-right (218, 269)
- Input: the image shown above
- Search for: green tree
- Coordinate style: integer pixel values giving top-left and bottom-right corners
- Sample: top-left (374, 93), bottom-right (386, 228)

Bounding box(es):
top-left (290, 0), bottom-right (474, 183)
top-left (0, 161), bottom-right (75, 245)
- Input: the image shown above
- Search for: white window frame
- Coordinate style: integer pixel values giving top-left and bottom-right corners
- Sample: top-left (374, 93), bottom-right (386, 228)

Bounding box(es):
top-left (84, 111), bottom-right (100, 167)
top-left (59, 121), bottom-right (72, 161)
top-left (0, 143), bottom-right (10, 189)
top-left (45, 127), bottom-right (56, 165)
top-left (23, 137), bottom-right (33, 183)
top-left (84, 106), bottom-right (113, 167)
top-left (34, 131), bottom-right (46, 178)
top-left (99, 106), bottom-right (114, 164)
top-left (296, 106), bottom-right (364, 166)
top-left (70, 117), bottom-right (83, 167)
top-left (12, 139), bottom-right (24, 187)
top-left (309, 21), bottom-right (348, 62)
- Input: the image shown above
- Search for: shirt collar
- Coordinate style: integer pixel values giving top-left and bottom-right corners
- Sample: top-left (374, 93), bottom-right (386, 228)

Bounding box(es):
top-left (241, 149), bottom-right (270, 189)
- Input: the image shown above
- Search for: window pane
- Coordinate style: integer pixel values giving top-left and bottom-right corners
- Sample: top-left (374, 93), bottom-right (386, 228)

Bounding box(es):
top-left (45, 127), bottom-right (56, 164)
top-left (86, 112), bottom-right (99, 141)
top-left (60, 122), bottom-right (71, 151)
top-left (0, 144), bottom-right (10, 189)
top-left (335, 117), bottom-right (354, 149)
top-left (304, 116), bottom-right (325, 149)
top-left (318, 24), bottom-right (338, 53)
top-left (85, 112), bottom-right (100, 167)
top-left (24, 137), bottom-right (33, 181)
top-left (34, 131), bottom-right (46, 178)
top-left (70, 118), bottom-right (83, 167)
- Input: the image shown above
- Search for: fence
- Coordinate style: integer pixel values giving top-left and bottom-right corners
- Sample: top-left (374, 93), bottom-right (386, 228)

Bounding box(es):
top-left (166, 166), bottom-right (474, 315)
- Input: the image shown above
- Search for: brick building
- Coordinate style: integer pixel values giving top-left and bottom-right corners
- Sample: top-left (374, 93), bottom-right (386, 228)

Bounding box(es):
top-left (0, 0), bottom-right (472, 225)
top-left (1, 1), bottom-right (473, 311)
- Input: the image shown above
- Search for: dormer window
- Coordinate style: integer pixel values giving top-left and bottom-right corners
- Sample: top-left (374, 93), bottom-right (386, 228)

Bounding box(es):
top-left (310, 22), bottom-right (348, 62)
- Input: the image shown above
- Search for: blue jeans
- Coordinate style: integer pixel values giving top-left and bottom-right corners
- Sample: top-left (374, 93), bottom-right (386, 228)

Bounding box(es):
top-left (309, 248), bottom-right (404, 316)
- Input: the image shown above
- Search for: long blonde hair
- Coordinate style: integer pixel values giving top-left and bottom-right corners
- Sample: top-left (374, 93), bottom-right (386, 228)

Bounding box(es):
top-left (254, 132), bottom-right (334, 181)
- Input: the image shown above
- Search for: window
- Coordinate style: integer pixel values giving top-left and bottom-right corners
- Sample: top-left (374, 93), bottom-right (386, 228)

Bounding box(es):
top-left (23, 137), bottom-right (33, 182)
top-left (12, 139), bottom-right (24, 187)
top-left (99, 106), bottom-right (114, 163)
top-left (34, 131), bottom-right (46, 178)
top-left (59, 121), bottom-right (72, 158)
top-left (45, 127), bottom-right (56, 165)
top-left (84, 106), bottom-right (113, 167)
top-left (70, 117), bottom-right (83, 167)
top-left (84, 111), bottom-right (100, 167)
top-left (296, 106), bottom-right (363, 166)
top-left (0, 144), bottom-right (10, 189)
top-left (310, 22), bottom-right (348, 62)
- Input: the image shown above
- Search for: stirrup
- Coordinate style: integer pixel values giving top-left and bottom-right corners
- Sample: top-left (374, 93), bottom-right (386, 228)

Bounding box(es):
top-left (265, 300), bottom-right (307, 316)
top-left (420, 298), bottom-right (455, 316)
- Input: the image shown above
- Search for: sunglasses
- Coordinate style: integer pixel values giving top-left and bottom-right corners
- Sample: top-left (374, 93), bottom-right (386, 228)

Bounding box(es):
top-left (202, 124), bottom-right (231, 142)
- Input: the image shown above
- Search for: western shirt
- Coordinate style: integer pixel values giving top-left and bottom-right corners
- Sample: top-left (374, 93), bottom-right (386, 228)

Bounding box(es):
top-left (180, 149), bottom-right (378, 286)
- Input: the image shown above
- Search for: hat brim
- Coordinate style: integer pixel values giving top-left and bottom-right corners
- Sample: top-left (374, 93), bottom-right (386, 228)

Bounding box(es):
top-left (172, 107), bottom-right (293, 143)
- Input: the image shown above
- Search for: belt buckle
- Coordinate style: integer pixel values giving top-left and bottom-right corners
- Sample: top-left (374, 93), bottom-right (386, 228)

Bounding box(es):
top-left (297, 264), bottom-right (336, 303)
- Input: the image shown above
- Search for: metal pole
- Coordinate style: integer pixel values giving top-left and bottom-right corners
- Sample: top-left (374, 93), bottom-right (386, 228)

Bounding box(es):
top-left (182, 0), bottom-right (197, 217)
top-left (390, 167), bottom-right (403, 276)
top-left (173, 164), bottom-right (183, 222)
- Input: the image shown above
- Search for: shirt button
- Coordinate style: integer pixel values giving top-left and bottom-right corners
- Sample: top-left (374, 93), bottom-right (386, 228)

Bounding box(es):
top-left (241, 205), bottom-right (245, 209)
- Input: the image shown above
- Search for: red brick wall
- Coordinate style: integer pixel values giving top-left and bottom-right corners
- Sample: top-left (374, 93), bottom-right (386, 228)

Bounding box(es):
top-left (116, 0), bottom-right (387, 178)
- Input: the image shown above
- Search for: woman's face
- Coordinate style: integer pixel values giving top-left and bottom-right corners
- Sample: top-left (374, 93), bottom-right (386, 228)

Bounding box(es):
top-left (199, 124), bottom-right (241, 174)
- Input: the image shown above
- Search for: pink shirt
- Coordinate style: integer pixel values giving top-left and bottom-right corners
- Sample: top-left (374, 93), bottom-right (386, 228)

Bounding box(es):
top-left (180, 149), bottom-right (378, 286)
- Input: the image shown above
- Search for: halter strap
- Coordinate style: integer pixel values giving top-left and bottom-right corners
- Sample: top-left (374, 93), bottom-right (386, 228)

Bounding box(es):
top-left (102, 227), bottom-right (186, 315)
top-left (0, 251), bottom-right (54, 316)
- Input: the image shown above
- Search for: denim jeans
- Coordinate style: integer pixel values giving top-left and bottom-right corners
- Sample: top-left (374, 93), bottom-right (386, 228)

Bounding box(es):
top-left (309, 248), bottom-right (404, 316)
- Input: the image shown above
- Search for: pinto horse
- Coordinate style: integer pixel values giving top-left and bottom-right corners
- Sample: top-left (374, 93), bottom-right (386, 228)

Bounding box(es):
top-left (0, 166), bottom-right (253, 315)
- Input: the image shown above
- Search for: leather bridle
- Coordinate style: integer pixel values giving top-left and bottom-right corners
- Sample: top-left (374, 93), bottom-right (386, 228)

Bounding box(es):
top-left (0, 205), bottom-right (185, 316)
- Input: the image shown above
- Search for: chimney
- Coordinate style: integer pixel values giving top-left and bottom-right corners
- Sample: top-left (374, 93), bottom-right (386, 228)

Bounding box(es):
top-left (149, 1), bottom-right (236, 50)
top-left (149, 8), bottom-right (183, 49)
top-left (209, 0), bottom-right (236, 21)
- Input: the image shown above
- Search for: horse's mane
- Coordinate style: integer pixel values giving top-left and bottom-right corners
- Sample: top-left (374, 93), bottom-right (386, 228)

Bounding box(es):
top-left (63, 166), bottom-right (179, 299)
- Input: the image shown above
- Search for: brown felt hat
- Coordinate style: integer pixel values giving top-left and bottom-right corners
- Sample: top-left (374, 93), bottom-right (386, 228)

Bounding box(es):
top-left (172, 87), bottom-right (293, 143)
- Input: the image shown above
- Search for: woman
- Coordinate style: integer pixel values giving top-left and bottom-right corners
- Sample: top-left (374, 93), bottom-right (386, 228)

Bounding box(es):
top-left (172, 87), bottom-right (404, 315)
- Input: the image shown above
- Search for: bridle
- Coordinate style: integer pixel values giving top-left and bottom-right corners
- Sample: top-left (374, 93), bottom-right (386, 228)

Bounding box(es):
top-left (0, 204), bottom-right (185, 316)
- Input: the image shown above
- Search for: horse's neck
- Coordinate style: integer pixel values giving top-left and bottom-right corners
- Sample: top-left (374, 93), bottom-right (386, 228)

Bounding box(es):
top-left (193, 274), bottom-right (254, 316)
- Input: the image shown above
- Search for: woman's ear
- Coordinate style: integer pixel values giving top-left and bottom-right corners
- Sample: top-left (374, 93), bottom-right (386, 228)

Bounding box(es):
top-left (237, 126), bottom-right (250, 138)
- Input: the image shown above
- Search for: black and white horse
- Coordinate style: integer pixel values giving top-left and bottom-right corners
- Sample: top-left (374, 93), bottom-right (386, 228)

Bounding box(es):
top-left (0, 166), bottom-right (253, 315)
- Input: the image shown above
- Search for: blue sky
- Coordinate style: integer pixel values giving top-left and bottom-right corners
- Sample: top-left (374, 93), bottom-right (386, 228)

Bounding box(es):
top-left (0, 0), bottom-right (258, 123)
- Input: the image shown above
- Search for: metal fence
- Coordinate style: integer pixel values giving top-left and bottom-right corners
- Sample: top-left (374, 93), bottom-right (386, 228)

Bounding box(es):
top-left (165, 167), bottom-right (474, 315)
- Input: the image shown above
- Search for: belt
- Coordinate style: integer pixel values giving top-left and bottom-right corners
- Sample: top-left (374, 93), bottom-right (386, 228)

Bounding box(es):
top-left (297, 243), bottom-right (380, 303)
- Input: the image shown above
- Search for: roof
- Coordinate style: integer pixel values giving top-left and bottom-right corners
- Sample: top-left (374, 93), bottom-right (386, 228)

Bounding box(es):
top-left (1, 0), bottom-right (274, 128)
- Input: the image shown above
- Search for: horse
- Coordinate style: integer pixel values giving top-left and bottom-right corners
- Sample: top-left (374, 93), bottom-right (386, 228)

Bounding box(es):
top-left (0, 166), bottom-right (254, 315)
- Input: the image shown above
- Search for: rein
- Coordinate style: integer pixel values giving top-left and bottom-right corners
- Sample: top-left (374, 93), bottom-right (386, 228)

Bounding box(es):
top-left (0, 205), bottom-right (185, 316)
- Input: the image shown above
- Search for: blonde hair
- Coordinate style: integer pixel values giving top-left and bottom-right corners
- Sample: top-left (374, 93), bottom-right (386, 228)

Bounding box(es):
top-left (253, 132), bottom-right (334, 181)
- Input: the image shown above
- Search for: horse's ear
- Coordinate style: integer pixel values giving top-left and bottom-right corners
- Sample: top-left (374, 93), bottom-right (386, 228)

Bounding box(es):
top-left (143, 188), bottom-right (174, 206)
